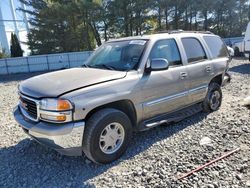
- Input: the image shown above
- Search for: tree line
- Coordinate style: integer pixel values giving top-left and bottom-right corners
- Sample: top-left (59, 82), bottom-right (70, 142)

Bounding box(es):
top-left (20, 0), bottom-right (250, 55)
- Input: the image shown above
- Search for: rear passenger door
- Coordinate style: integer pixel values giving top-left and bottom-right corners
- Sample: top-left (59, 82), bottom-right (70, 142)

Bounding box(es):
top-left (181, 37), bottom-right (213, 104)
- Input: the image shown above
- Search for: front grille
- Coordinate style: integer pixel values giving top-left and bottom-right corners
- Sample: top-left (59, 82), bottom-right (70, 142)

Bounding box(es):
top-left (20, 96), bottom-right (38, 120)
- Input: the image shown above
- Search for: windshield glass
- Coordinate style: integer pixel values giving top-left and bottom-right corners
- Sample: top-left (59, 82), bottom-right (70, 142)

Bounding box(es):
top-left (84, 40), bottom-right (147, 71)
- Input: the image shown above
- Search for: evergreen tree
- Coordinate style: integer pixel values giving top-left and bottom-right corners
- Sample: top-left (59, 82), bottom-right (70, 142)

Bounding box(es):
top-left (20, 0), bottom-right (96, 55)
top-left (10, 33), bottom-right (23, 57)
top-left (19, 0), bottom-right (250, 55)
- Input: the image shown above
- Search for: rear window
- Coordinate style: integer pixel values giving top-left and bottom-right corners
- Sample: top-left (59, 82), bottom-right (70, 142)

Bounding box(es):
top-left (181, 38), bottom-right (207, 63)
top-left (203, 36), bottom-right (229, 58)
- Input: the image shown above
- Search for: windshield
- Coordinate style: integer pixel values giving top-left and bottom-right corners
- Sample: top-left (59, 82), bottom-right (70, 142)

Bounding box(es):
top-left (84, 40), bottom-right (147, 71)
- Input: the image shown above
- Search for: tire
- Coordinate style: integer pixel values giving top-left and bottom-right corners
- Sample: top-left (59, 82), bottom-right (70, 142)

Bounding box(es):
top-left (82, 108), bottom-right (132, 164)
top-left (202, 82), bottom-right (222, 113)
top-left (234, 47), bottom-right (240, 57)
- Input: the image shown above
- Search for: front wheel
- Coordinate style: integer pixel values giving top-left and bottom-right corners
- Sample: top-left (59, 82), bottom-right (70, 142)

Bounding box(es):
top-left (202, 83), bottom-right (222, 112)
top-left (82, 108), bottom-right (132, 164)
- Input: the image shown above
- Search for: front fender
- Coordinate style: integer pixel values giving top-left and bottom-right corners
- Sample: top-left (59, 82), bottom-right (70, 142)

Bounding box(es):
top-left (63, 71), bottom-right (143, 122)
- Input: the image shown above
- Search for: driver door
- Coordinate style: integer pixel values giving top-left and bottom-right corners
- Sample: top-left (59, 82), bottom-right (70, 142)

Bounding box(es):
top-left (141, 39), bottom-right (190, 120)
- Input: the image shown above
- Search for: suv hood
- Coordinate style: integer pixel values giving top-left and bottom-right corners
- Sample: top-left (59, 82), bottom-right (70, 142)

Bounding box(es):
top-left (19, 68), bottom-right (127, 98)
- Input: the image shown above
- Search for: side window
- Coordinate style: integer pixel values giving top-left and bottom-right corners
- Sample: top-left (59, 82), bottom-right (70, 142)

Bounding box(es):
top-left (203, 36), bottom-right (229, 58)
top-left (150, 39), bottom-right (182, 67)
top-left (181, 38), bottom-right (207, 63)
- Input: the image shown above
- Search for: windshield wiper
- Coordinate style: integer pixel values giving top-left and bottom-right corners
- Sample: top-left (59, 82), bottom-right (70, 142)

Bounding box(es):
top-left (94, 64), bottom-right (117, 71)
top-left (82, 64), bottom-right (89, 68)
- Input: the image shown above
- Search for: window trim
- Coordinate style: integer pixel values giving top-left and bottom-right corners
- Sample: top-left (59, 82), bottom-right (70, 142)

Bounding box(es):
top-left (149, 38), bottom-right (184, 68)
top-left (181, 37), bottom-right (208, 64)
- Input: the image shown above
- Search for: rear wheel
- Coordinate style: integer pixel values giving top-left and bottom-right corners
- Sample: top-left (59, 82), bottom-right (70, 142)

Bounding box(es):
top-left (82, 108), bottom-right (132, 164)
top-left (202, 83), bottom-right (222, 112)
top-left (234, 47), bottom-right (240, 57)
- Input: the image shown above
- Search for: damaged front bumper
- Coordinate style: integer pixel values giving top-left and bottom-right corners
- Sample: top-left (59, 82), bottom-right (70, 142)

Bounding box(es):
top-left (13, 106), bottom-right (85, 156)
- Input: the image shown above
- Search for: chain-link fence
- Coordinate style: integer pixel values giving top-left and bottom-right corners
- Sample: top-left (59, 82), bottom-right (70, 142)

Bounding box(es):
top-left (0, 51), bottom-right (92, 75)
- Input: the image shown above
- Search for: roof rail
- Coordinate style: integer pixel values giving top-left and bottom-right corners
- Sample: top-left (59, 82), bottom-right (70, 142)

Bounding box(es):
top-left (157, 30), bottom-right (214, 35)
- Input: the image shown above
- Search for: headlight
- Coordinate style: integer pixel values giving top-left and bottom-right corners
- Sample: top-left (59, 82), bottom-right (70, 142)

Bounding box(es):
top-left (40, 98), bottom-right (73, 111)
top-left (39, 98), bottom-right (73, 123)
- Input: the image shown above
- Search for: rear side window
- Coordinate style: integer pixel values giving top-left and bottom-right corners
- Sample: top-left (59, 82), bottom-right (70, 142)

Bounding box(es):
top-left (181, 38), bottom-right (207, 63)
top-left (203, 36), bottom-right (229, 58)
top-left (150, 39), bottom-right (182, 67)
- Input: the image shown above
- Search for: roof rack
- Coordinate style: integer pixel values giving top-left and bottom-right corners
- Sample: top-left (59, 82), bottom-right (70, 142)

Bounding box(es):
top-left (157, 30), bottom-right (214, 35)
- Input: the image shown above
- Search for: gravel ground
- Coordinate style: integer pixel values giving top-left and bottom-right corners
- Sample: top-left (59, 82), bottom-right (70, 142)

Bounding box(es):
top-left (0, 59), bottom-right (249, 188)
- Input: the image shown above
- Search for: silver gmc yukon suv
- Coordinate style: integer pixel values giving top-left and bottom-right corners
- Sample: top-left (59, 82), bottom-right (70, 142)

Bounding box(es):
top-left (14, 31), bottom-right (231, 164)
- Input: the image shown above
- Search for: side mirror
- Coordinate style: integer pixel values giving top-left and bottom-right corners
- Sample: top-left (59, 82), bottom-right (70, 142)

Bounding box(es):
top-left (150, 58), bottom-right (169, 71)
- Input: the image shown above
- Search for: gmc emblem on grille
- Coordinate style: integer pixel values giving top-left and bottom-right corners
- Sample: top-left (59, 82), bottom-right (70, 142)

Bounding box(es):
top-left (20, 100), bottom-right (28, 110)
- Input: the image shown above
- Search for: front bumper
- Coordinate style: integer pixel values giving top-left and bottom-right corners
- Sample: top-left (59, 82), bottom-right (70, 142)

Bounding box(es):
top-left (13, 106), bottom-right (85, 156)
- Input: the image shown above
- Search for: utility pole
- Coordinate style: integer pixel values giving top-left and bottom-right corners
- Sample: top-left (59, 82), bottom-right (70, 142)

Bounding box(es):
top-left (20, 1), bottom-right (29, 33)
top-left (9, 0), bottom-right (20, 40)
top-left (0, 2), bottom-right (10, 54)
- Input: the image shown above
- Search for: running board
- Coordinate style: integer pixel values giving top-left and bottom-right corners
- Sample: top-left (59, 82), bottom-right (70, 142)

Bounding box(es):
top-left (138, 103), bottom-right (202, 131)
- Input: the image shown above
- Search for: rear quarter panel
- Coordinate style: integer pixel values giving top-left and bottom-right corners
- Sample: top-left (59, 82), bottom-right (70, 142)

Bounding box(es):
top-left (210, 57), bottom-right (229, 80)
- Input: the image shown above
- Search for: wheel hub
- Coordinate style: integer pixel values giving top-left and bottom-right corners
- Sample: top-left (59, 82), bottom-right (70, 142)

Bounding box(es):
top-left (99, 122), bottom-right (125, 154)
top-left (210, 90), bottom-right (221, 110)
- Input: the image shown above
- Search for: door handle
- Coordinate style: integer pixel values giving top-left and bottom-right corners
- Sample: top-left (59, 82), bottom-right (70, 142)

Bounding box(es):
top-left (180, 72), bottom-right (188, 79)
top-left (206, 66), bottom-right (212, 72)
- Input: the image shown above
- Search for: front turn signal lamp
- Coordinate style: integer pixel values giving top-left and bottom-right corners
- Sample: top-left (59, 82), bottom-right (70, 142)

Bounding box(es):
top-left (57, 99), bottom-right (72, 111)
top-left (40, 113), bottom-right (68, 122)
